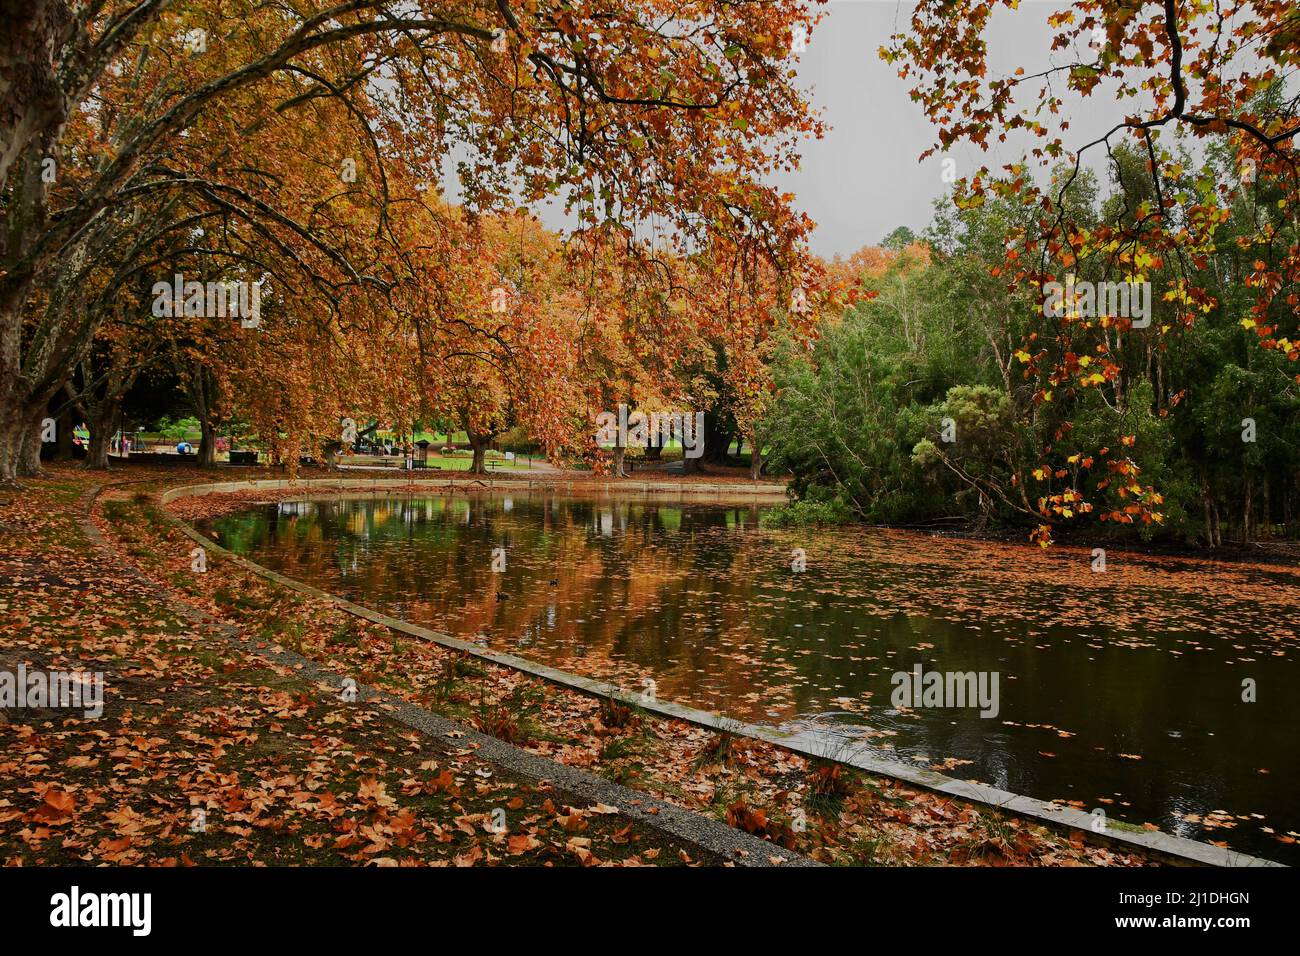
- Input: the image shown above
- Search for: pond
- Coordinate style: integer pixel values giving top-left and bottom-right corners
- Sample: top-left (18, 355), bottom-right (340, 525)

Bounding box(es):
top-left (199, 490), bottom-right (1300, 863)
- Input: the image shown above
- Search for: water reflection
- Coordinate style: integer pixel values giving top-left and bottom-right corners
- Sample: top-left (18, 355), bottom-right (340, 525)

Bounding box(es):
top-left (201, 491), bottom-right (1300, 863)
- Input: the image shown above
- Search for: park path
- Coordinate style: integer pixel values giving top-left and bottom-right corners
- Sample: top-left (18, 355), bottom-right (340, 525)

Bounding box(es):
top-left (0, 468), bottom-right (805, 866)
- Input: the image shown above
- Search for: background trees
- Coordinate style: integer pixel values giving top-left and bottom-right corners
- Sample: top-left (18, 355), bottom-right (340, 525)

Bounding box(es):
top-left (792, 0), bottom-right (1300, 545)
top-left (764, 152), bottom-right (1300, 546)
top-left (1, 0), bottom-right (822, 480)
top-left (14, 1), bottom-right (1299, 549)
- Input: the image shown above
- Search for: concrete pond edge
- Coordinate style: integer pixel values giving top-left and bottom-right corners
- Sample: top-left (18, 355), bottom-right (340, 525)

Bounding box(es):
top-left (84, 480), bottom-right (813, 867)
top-left (156, 477), bottom-right (1284, 869)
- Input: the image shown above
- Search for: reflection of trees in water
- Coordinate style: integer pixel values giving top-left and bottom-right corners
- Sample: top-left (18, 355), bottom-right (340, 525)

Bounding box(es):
top-left (226, 496), bottom-right (1299, 747)
top-left (221, 494), bottom-right (794, 713)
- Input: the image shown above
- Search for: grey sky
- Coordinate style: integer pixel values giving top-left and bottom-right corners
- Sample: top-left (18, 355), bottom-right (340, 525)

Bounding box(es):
top-left (778, 1), bottom-right (1153, 259)
top-left (508, 2), bottom-right (1164, 260)
top-left (774, 1), bottom-right (953, 259)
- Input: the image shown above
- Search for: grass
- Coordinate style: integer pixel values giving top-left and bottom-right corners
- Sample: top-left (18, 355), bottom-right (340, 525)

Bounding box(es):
top-left (804, 759), bottom-right (857, 821)
top-left (692, 728), bottom-right (735, 770)
top-left (430, 652), bottom-right (486, 703)
top-left (336, 451), bottom-right (540, 473)
top-left (598, 694), bottom-right (638, 730)
top-left (473, 682), bottom-right (545, 744)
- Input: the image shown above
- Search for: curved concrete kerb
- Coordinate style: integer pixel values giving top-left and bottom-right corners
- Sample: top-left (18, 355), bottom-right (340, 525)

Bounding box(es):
top-left (159, 474), bottom-right (790, 503)
top-left (157, 478), bottom-right (1284, 869)
top-left (88, 480), bottom-right (812, 867)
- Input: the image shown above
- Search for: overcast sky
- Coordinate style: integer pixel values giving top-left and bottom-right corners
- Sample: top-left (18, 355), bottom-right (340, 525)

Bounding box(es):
top-left (776, 1), bottom-right (1147, 259)
top-left (773, 0), bottom-right (957, 258)
top-left (509, 2), bottom-right (1162, 260)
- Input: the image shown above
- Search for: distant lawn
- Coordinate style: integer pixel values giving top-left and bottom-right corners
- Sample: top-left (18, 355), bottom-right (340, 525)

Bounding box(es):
top-left (416, 455), bottom-right (538, 472)
top-left (344, 451), bottom-right (539, 472)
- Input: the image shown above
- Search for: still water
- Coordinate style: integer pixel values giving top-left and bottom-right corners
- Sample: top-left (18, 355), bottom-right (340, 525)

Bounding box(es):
top-left (200, 491), bottom-right (1300, 862)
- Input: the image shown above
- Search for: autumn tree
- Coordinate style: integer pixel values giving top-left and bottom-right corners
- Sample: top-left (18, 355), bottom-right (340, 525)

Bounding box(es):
top-left (1, 0), bottom-right (824, 481)
top-left (884, 0), bottom-right (1300, 543)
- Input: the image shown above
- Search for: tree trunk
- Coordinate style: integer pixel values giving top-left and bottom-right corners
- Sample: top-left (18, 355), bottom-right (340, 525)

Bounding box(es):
top-left (702, 409), bottom-right (732, 465)
top-left (1285, 474), bottom-right (1294, 536)
top-left (52, 402), bottom-right (75, 460)
top-left (612, 443), bottom-right (627, 478)
top-left (85, 405), bottom-right (116, 469)
top-left (749, 441), bottom-right (763, 480)
top-left (1242, 471), bottom-right (1253, 545)
top-left (1261, 476), bottom-right (1271, 540)
top-left (468, 432), bottom-right (489, 474)
top-left (1202, 479), bottom-right (1215, 548)
top-left (186, 361), bottom-right (221, 468)
top-left (18, 414), bottom-right (43, 476)
top-left (0, 2), bottom-right (73, 191)
top-left (197, 417), bottom-right (217, 467)
top-left (0, 413), bottom-right (27, 486)
top-left (2, 401), bottom-right (53, 480)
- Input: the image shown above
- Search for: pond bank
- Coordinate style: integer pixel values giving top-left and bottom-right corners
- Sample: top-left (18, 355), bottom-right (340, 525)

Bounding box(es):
top-left (161, 473), bottom-right (792, 502)
top-left (2, 467), bottom-right (749, 867)
top-left (152, 470), bottom-right (1284, 867)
